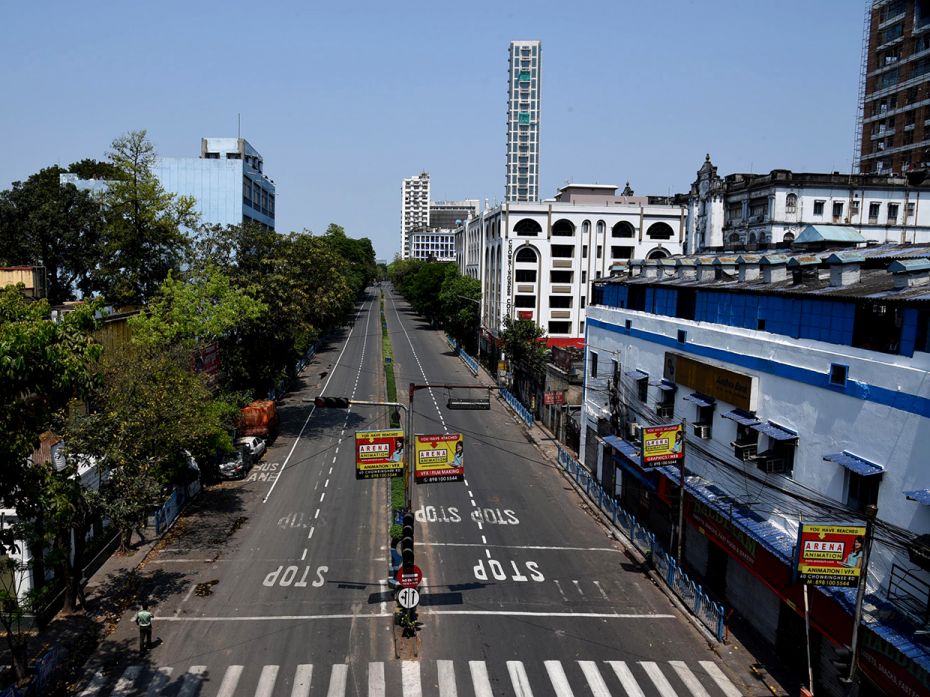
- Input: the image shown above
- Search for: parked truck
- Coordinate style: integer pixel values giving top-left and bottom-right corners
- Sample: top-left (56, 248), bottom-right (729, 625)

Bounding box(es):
top-left (238, 399), bottom-right (279, 440)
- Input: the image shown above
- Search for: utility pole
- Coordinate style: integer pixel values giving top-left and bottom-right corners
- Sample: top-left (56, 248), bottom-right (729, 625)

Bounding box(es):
top-left (847, 504), bottom-right (878, 691)
top-left (676, 418), bottom-right (687, 563)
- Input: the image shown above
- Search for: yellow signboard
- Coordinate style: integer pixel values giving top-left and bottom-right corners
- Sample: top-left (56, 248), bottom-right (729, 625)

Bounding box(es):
top-left (795, 522), bottom-right (867, 587)
top-left (664, 352), bottom-right (755, 412)
top-left (641, 423), bottom-right (684, 466)
top-left (414, 434), bottom-right (464, 484)
top-left (354, 430), bottom-right (404, 480)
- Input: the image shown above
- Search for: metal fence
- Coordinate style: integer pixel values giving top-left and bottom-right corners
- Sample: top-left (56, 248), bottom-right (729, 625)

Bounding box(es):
top-left (555, 444), bottom-right (726, 642)
top-left (500, 387), bottom-right (534, 428)
top-left (267, 343), bottom-right (318, 401)
top-left (445, 335), bottom-right (479, 376)
top-left (154, 480), bottom-right (202, 534)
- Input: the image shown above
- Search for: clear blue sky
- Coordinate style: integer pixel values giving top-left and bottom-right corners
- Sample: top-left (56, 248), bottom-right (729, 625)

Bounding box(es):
top-left (1, 0), bottom-right (864, 261)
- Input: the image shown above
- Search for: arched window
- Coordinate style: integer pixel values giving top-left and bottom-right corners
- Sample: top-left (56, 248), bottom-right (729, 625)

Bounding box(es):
top-left (596, 220), bottom-right (606, 236)
top-left (582, 220), bottom-right (591, 235)
top-left (514, 218), bottom-right (542, 236)
top-left (785, 193), bottom-right (798, 214)
top-left (612, 221), bottom-right (635, 238)
top-left (552, 219), bottom-right (575, 236)
top-left (515, 246), bottom-right (538, 263)
top-left (748, 232), bottom-right (757, 244)
top-left (782, 232), bottom-right (795, 244)
top-left (646, 222), bottom-right (674, 240)
top-left (646, 248), bottom-right (669, 260)
top-left (728, 232), bottom-right (741, 246)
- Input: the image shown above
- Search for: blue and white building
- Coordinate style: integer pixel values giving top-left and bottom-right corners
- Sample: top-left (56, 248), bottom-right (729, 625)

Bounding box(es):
top-left (582, 245), bottom-right (930, 696)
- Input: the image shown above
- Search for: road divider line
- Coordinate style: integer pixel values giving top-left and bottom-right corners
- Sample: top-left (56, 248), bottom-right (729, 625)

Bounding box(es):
top-left (415, 542), bottom-right (622, 552)
top-left (155, 610), bottom-right (677, 621)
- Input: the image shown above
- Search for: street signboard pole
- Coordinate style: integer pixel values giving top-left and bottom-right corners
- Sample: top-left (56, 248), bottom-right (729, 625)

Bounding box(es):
top-left (847, 504), bottom-right (878, 689)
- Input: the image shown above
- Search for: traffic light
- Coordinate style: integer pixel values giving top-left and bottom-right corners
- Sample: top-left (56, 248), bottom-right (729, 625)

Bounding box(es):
top-left (314, 396), bottom-right (351, 409)
top-left (401, 511), bottom-right (415, 570)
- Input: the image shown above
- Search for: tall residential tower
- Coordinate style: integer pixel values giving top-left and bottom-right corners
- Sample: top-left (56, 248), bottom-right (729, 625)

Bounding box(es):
top-left (400, 172), bottom-right (430, 259)
top-left (506, 40), bottom-right (541, 202)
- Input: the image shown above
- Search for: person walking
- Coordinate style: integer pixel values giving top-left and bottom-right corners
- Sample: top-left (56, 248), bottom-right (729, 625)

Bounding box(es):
top-left (133, 602), bottom-right (153, 653)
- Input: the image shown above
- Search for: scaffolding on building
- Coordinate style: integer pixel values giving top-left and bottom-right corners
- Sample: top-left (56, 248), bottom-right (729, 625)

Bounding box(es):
top-left (853, 0), bottom-right (874, 174)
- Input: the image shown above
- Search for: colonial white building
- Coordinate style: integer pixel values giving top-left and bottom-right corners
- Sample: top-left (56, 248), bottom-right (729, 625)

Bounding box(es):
top-left (687, 155), bottom-right (930, 253)
top-left (582, 246), bottom-right (930, 697)
top-left (457, 183), bottom-right (686, 347)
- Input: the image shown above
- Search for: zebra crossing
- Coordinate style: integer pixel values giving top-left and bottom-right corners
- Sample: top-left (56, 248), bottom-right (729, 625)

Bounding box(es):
top-left (80, 658), bottom-right (743, 696)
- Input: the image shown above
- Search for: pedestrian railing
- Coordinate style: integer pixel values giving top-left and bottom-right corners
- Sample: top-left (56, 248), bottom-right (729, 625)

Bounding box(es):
top-left (268, 343), bottom-right (318, 401)
top-left (499, 387), bottom-right (534, 428)
top-left (154, 481), bottom-right (202, 534)
top-left (445, 335), bottom-right (479, 376)
top-left (555, 444), bottom-right (726, 642)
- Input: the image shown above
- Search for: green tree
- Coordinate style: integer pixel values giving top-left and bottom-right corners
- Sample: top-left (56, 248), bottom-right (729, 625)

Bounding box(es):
top-left (95, 130), bottom-right (198, 306)
top-left (438, 274), bottom-right (481, 350)
top-left (129, 266), bottom-right (266, 352)
top-left (500, 316), bottom-right (548, 376)
top-left (0, 166), bottom-right (107, 303)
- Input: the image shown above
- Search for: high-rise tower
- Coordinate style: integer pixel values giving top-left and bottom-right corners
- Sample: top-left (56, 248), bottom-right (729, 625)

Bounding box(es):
top-left (400, 172), bottom-right (430, 259)
top-left (506, 40), bottom-right (541, 202)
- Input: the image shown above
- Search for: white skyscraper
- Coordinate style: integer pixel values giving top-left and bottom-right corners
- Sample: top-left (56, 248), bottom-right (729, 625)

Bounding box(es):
top-left (401, 172), bottom-right (430, 259)
top-left (506, 40), bottom-right (541, 202)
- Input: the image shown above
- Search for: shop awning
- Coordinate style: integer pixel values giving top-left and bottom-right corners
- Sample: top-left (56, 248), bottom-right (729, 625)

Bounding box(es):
top-left (603, 435), bottom-right (641, 462)
top-left (624, 369), bottom-right (648, 381)
top-left (722, 409), bottom-right (760, 427)
top-left (751, 421), bottom-right (799, 442)
top-left (905, 489), bottom-right (930, 506)
top-left (650, 379), bottom-right (677, 392)
top-left (824, 451), bottom-right (884, 478)
top-left (683, 393), bottom-right (715, 409)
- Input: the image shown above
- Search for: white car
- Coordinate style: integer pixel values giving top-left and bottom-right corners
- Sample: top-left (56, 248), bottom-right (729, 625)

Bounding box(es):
top-left (235, 436), bottom-right (266, 460)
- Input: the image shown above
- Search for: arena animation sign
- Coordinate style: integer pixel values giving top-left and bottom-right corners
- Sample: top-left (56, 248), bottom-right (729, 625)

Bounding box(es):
top-left (354, 429), bottom-right (404, 479)
top-left (794, 522), bottom-right (867, 588)
top-left (414, 433), bottom-right (464, 484)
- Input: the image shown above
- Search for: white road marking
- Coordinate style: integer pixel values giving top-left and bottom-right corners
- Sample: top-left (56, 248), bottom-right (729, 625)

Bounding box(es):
top-left (670, 661), bottom-right (711, 697)
top-left (379, 579), bottom-right (388, 614)
top-left (481, 535), bottom-right (487, 544)
top-left (368, 661), bottom-right (385, 697)
top-left (156, 610), bottom-right (676, 621)
top-left (325, 664), bottom-right (347, 697)
top-left (325, 479), bottom-right (330, 487)
top-left (437, 660), bottom-right (457, 697)
top-left (145, 667), bottom-right (173, 697)
top-left (308, 526), bottom-right (315, 539)
top-left (254, 665), bottom-right (278, 697)
top-left (176, 665), bottom-right (206, 697)
top-left (301, 548), bottom-right (307, 560)
top-left (419, 542), bottom-right (621, 552)
top-left (507, 661), bottom-right (534, 697)
top-left (572, 580), bottom-right (585, 597)
top-left (544, 660), bottom-right (573, 697)
top-left (469, 660), bottom-right (493, 697)
top-left (329, 466), bottom-right (333, 475)
top-left (320, 492), bottom-right (325, 502)
top-left (699, 661), bottom-right (743, 697)
top-left (578, 660), bottom-right (612, 697)
top-left (111, 665), bottom-right (140, 695)
top-left (291, 664), bottom-right (312, 697)
top-left (607, 661), bottom-right (646, 697)
top-left (314, 509), bottom-right (320, 519)
top-left (593, 580), bottom-right (609, 600)
top-left (402, 660), bottom-right (422, 697)
top-left (264, 300), bottom-right (368, 504)
top-left (554, 580), bottom-right (568, 602)
top-left (215, 665), bottom-right (243, 697)
top-left (640, 661), bottom-right (678, 697)
top-left (485, 549), bottom-right (491, 558)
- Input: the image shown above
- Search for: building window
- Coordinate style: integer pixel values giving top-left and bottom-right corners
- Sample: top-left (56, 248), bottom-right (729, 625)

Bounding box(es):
top-left (888, 203), bottom-right (899, 224)
top-left (612, 246), bottom-right (633, 259)
top-left (845, 471), bottom-right (880, 512)
top-left (869, 202), bottom-right (881, 223)
top-left (590, 352), bottom-right (598, 378)
top-left (829, 363), bottom-right (848, 387)
top-left (550, 270), bottom-right (573, 283)
top-left (596, 221), bottom-right (606, 236)
top-left (515, 269), bottom-right (537, 282)
top-left (785, 193), bottom-right (797, 214)
top-left (813, 200), bottom-right (825, 216)
top-left (907, 202), bottom-right (916, 219)
top-left (612, 221), bottom-right (635, 238)
top-left (549, 296), bottom-right (572, 308)
top-left (516, 247), bottom-right (538, 262)
top-left (596, 245), bottom-right (602, 259)
top-left (646, 222), bottom-right (675, 239)
top-left (551, 245), bottom-right (574, 258)
top-left (636, 376), bottom-right (648, 402)
top-left (832, 201), bottom-right (844, 220)
top-left (548, 321), bottom-right (570, 334)
top-left (582, 245), bottom-right (588, 258)
top-left (850, 200), bottom-right (859, 217)
top-left (514, 295), bottom-right (535, 308)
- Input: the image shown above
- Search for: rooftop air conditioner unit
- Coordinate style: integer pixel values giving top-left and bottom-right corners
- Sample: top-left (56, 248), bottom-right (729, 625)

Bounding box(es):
top-left (627, 422), bottom-right (641, 441)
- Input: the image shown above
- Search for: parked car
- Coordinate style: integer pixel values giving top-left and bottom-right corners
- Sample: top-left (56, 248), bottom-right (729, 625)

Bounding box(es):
top-left (218, 446), bottom-right (252, 480)
top-left (235, 436), bottom-right (266, 460)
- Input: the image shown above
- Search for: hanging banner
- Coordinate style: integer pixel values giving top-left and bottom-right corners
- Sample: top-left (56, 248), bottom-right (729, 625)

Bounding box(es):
top-left (354, 430), bottom-right (405, 480)
top-left (414, 434), bottom-right (464, 484)
top-left (794, 522), bottom-right (867, 587)
top-left (641, 423), bottom-right (685, 467)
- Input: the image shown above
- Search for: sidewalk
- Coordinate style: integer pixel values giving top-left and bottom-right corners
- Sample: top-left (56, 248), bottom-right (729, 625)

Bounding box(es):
top-left (0, 528), bottom-right (164, 696)
top-left (493, 381), bottom-right (796, 697)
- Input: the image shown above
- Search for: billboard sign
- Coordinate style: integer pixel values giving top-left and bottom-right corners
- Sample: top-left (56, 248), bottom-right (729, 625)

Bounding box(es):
top-left (641, 424), bottom-right (685, 466)
top-left (354, 430), bottom-right (405, 480)
top-left (795, 522), bottom-right (867, 587)
top-left (543, 391), bottom-right (565, 405)
top-left (414, 434), bottom-right (464, 484)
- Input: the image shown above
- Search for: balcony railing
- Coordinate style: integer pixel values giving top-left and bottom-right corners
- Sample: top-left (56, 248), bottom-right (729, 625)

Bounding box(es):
top-left (888, 563), bottom-right (930, 629)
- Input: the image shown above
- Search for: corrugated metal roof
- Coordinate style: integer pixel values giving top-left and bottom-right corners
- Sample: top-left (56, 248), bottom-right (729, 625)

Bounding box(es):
top-left (683, 392), bottom-right (715, 408)
top-left (760, 254), bottom-right (789, 265)
top-left (603, 435), bottom-right (641, 462)
top-left (795, 224), bottom-right (866, 244)
top-left (751, 421), bottom-right (799, 442)
top-left (722, 409), bottom-right (760, 426)
top-left (904, 489), bottom-right (930, 505)
top-left (825, 251), bottom-right (866, 264)
top-left (889, 258), bottom-right (930, 273)
top-left (824, 451), bottom-right (884, 477)
top-left (624, 368), bottom-right (649, 380)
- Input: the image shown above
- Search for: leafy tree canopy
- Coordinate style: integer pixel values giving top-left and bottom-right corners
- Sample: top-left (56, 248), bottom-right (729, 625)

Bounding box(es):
top-left (500, 316), bottom-right (548, 376)
top-left (95, 130), bottom-right (198, 307)
top-left (0, 166), bottom-right (107, 303)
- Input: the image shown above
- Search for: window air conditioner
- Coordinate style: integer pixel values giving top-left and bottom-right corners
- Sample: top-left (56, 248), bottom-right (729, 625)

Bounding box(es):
top-left (627, 422), bottom-right (641, 440)
top-left (693, 424), bottom-right (712, 439)
top-left (656, 405), bottom-right (674, 419)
